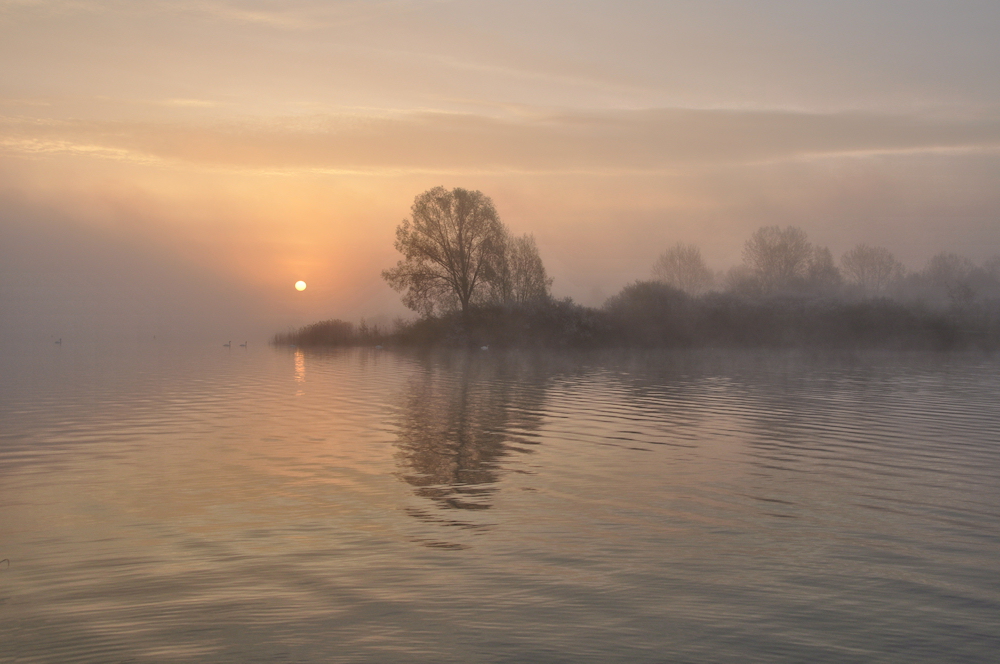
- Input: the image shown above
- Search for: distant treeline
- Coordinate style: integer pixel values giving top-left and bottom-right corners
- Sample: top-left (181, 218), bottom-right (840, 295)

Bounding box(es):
top-left (274, 187), bottom-right (1000, 351)
top-left (273, 288), bottom-right (999, 351)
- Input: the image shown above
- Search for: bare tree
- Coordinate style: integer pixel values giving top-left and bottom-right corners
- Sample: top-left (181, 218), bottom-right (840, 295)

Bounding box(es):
top-left (806, 246), bottom-right (842, 291)
top-left (651, 243), bottom-right (714, 294)
top-left (925, 252), bottom-right (976, 304)
top-left (483, 232), bottom-right (553, 306)
top-left (742, 226), bottom-right (812, 293)
top-left (505, 234), bottom-right (553, 305)
top-left (840, 244), bottom-right (903, 296)
top-left (383, 187), bottom-right (507, 316)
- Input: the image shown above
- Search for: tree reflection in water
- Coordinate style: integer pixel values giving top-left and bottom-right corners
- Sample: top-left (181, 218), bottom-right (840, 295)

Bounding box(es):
top-left (393, 351), bottom-right (548, 522)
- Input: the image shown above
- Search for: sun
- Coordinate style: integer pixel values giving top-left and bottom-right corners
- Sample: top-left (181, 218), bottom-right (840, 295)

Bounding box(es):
top-left (295, 280), bottom-right (307, 291)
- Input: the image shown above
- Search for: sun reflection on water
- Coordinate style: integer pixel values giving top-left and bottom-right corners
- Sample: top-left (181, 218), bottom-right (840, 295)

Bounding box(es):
top-left (294, 349), bottom-right (305, 383)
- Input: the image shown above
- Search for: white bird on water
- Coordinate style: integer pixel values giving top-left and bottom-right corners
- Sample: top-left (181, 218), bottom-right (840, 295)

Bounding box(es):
top-left (223, 341), bottom-right (231, 347)
top-left (55, 338), bottom-right (62, 345)
top-left (239, 341), bottom-right (247, 347)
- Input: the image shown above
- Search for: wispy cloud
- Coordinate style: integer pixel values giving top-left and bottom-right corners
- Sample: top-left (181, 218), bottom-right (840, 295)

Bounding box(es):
top-left (3, 108), bottom-right (999, 175)
top-left (0, 136), bottom-right (164, 165)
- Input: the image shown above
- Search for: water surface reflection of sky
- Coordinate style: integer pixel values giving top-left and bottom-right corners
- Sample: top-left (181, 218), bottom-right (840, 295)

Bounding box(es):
top-left (1, 343), bottom-right (998, 662)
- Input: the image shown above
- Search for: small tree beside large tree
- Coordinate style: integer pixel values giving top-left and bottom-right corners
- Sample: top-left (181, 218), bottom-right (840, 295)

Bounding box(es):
top-left (383, 187), bottom-right (551, 316)
top-left (486, 233), bottom-right (553, 306)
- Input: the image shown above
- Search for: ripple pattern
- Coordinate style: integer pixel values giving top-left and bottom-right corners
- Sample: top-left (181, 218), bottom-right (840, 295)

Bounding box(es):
top-left (1, 344), bottom-right (998, 663)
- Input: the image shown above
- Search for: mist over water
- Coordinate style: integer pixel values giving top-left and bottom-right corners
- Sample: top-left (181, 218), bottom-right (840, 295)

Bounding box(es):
top-left (1, 343), bottom-right (998, 662)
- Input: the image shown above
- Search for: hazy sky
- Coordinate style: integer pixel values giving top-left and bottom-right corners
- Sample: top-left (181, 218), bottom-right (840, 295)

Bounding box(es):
top-left (2, 0), bottom-right (999, 341)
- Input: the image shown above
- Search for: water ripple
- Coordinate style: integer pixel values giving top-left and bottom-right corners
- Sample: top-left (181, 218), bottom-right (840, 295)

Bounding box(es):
top-left (1, 345), bottom-right (998, 662)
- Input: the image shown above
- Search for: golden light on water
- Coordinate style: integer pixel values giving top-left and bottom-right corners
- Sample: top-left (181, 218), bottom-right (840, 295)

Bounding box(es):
top-left (295, 281), bottom-right (307, 291)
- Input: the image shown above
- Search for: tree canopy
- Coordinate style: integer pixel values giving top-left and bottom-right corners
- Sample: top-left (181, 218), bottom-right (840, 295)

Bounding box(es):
top-left (840, 244), bottom-right (903, 296)
top-left (383, 187), bottom-right (551, 316)
top-left (651, 243), bottom-right (714, 294)
top-left (487, 233), bottom-right (553, 306)
top-left (742, 226), bottom-right (813, 293)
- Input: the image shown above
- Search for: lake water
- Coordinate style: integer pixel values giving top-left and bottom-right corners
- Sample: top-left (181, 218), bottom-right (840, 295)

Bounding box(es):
top-left (1, 343), bottom-right (999, 663)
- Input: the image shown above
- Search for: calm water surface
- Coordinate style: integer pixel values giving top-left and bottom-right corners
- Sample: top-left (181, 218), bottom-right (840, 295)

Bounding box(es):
top-left (1, 343), bottom-right (998, 663)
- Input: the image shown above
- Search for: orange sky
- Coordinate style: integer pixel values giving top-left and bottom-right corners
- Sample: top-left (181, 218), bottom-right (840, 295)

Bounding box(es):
top-left (2, 1), bottom-right (999, 341)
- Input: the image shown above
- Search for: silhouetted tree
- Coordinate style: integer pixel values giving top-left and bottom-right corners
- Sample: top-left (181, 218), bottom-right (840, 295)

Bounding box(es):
top-left (925, 252), bottom-right (977, 305)
top-left (806, 246), bottom-right (842, 292)
top-left (742, 226), bottom-right (812, 293)
top-left (651, 243), bottom-right (714, 294)
top-left (485, 233), bottom-right (553, 305)
top-left (383, 187), bottom-right (507, 316)
top-left (840, 244), bottom-right (903, 296)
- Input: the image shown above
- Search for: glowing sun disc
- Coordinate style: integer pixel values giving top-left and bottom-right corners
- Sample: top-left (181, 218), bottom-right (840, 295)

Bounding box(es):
top-left (295, 280), bottom-right (307, 291)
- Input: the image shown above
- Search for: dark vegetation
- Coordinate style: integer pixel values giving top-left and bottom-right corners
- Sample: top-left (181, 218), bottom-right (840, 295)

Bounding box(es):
top-left (273, 318), bottom-right (387, 347)
top-left (274, 287), bottom-right (998, 351)
top-left (273, 188), bottom-right (1000, 352)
